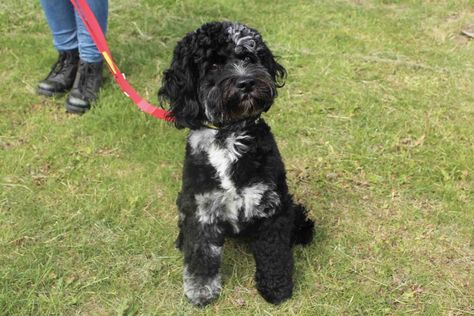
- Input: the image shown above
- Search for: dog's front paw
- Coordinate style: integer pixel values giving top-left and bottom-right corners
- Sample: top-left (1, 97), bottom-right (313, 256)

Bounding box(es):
top-left (255, 273), bottom-right (293, 305)
top-left (257, 284), bottom-right (292, 305)
top-left (183, 267), bottom-right (221, 307)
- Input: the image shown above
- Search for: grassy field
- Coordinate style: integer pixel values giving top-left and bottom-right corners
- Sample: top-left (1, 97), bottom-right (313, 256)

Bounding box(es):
top-left (1, 0), bottom-right (474, 314)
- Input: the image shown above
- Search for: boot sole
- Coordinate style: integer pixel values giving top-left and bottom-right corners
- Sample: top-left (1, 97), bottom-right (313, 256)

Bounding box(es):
top-left (37, 87), bottom-right (67, 97)
top-left (66, 101), bottom-right (90, 114)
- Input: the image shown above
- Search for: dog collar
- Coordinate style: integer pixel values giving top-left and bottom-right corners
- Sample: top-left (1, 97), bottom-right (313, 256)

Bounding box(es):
top-left (203, 123), bottom-right (219, 129)
top-left (203, 117), bottom-right (261, 130)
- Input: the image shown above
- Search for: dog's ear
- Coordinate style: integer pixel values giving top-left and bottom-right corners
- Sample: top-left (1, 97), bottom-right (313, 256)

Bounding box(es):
top-left (158, 33), bottom-right (202, 129)
top-left (258, 45), bottom-right (287, 88)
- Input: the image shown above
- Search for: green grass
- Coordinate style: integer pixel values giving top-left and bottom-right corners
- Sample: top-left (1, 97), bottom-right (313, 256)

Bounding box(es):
top-left (1, 0), bottom-right (474, 314)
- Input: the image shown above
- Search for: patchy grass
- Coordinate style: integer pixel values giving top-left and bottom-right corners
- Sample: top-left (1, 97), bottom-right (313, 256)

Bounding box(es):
top-left (1, 0), bottom-right (473, 315)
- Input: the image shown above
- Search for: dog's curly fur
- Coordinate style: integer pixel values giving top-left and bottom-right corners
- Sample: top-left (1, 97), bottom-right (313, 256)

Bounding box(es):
top-left (158, 21), bottom-right (314, 306)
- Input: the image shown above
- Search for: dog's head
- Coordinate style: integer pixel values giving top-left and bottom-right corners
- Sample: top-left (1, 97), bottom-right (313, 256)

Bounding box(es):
top-left (159, 21), bottom-right (286, 129)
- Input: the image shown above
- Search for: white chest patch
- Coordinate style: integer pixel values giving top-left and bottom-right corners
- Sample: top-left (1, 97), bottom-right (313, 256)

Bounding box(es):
top-left (188, 129), bottom-right (279, 231)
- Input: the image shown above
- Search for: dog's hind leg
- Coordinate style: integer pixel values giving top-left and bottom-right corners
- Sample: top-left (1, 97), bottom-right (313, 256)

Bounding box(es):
top-left (251, 214), bottom-right (294, 304)
top-left (181, 219), bottom-right (224, 307)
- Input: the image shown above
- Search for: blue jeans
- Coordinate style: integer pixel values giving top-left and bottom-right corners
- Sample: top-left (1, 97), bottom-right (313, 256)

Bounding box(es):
top-left (40, 0), bottom-right (108, 63)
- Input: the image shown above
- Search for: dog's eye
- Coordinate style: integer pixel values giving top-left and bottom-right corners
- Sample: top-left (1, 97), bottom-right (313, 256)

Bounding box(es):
top-left (210, 63), bottom-right (220, 71)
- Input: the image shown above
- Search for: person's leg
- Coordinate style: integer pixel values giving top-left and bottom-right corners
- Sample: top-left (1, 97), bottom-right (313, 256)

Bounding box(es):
top-left (66, 0), bottom-right (108, 113)
top-left (75, 0), bottom-right (108, 63)
top-left (40, 0), bottom-right (78, 52)
top-left (38, 0), bottom-right (80, 96)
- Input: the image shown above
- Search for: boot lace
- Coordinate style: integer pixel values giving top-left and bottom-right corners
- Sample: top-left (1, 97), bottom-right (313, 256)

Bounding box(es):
top-left (78, 63), bottom-right (99, 97)
top-left (46, 52), bottom-right (75, 78)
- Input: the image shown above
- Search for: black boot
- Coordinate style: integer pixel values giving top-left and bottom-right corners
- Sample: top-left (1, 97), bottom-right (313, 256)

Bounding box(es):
top-left (66, 60), bottom-right (103, 114)
top-left (37, 49), bottom-right (79, 96)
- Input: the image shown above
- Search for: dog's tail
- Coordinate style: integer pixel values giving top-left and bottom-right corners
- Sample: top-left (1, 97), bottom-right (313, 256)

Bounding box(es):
top-left (291, 203), bottom-right (315, 246)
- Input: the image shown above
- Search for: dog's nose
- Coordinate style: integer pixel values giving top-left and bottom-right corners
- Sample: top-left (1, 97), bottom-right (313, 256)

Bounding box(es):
top-left (236, 78), bottom-right (255, 92)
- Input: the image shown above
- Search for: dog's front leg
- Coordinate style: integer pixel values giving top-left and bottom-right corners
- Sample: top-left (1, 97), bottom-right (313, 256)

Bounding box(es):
top-left (182, 218), bottom-right (223, 307)
top-left (251, 215), bottom-right (294, 304)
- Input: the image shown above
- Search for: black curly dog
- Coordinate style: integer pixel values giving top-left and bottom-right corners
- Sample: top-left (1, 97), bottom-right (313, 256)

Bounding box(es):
top-left (158, 21), bottom-right (314, 306)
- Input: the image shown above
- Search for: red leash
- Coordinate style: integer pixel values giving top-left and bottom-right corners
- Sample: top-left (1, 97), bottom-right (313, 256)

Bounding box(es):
top-left (69, 0), bottom-right (173, 121)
